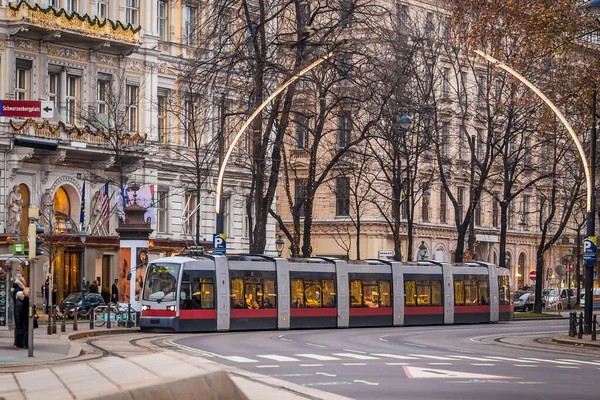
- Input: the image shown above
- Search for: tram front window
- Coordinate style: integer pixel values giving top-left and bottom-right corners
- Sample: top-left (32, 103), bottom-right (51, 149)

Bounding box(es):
top-left (143, 264), bottom-right (180, 303)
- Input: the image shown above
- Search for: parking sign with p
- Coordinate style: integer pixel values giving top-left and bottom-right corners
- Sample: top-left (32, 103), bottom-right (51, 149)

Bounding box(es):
top-left (213, 233), bottom-right (227, 255)
top-left (583, 236), bottom-right (597, 267)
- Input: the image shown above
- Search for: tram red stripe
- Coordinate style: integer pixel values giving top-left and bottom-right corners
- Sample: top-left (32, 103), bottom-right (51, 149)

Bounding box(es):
top-left (349, 307), bottom-right (393, 316)
top-left (142, 310), bottom-right (176, 317)
top-left (454, 305), bottom-right (491, 314)
top-left (231, 309), bottom-right (278, 319)
top-left (180, 310), bottom-right (218, 319)
top-left (404, 306), bottom-right (444, 315)
top-left (499, 305), bottom-right (513, 313)
top-left (290, 308), bottom-right (338, 317)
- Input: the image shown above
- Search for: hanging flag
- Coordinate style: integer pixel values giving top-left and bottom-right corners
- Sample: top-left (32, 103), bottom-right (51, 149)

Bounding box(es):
top-left (101, 183), bottom-right (109, 220)
top-left (136, 185), bottom-right (156, 224)
top-left (115, 185), bottom-right (129, 218)
top-left (80, 182), bottom-right (86, 227)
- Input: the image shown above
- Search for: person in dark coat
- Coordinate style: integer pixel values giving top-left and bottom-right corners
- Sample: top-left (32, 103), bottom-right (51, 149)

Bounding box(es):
top-left (22, 288), bottom-right (30, 348)
top-left (111, 279), bottom-right (119, 304)
top-left (90, 280), bottom-right (99, 294)
top-left (14, 291), bottom-right (25, 349)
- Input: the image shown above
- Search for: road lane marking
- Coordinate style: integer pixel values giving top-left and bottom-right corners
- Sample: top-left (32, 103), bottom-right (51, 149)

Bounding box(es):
top-left (558, 359), bottom-right (600, 366)
top-left (306, 343), bottom-right (326, 348)
top-left (300, 364), bottom-right (323, 367)
top-left (386, 362), bottom-right (410, 366)
top-left (428, 362), bottom-right (453, 365)
top-left (372, 354), bottom-right (419, 360)
top-left (447, 355), bottom-right (494, 362)
top-left (257, 355), bottom-right (299, 362)
top-left (280, 338), bottom-right (292, 342)
top-left (378, 338), bottom-right (389, 342)
top-left (485, 357), bottom-right (538, 363)
top-left (256, 365), bottom-right (280, 368)
top-left (273, 374), bottom-right (312, 377)
top-left (403, 366), bottom-right (516, 379)
top-left (316, 372), bottom-right (337, 377)
top-left (295, 354), bottom-right (339, 361)
top-left (513, 365), bottom-right (538, 368)
top-left (409, 354), bottom-right (456, 360)
top-left (221, 356), bottom-right (258, 363)
top-left (521, 358), bottom-right (577, 365)
top-left (343, 363), bottom-right (367, 366)
top-left (333, 353), bottom-right (379, 360)
top-left (556, 366), bottom-right (579, 369)
top-left (343, 349), bottom-right (368, 354)
top-left (405, 343), bottom-right (427, 348)
top-left (471, 363), bottom-right (495, 366)
top-left (354, 380), bottom-right (379, 386)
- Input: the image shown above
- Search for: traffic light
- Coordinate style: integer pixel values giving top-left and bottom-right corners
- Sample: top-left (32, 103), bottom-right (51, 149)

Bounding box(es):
top-left (27, 206), bottom-right (44, 260)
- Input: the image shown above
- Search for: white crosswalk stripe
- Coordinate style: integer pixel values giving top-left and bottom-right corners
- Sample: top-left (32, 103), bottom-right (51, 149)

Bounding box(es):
top-left (332, 353), bottom-right (380, 360)
top-left (295, 354), bottom-right (340, 361)
top-left (484, 357), bottom-right (539, 363)
top-left (521, 358), bottom-right (578, 365)
top-left (221, 356), bottom-right (258, 363)
top-left (257, 355), bottom-right (299, 362)
top-left (557, 359), bottom-right (600, 366)
top-left (372, 354), bottom-right (419, 360)
top-left (408, 354), bottom-right (456, 360)
top-left (446, 355), bottom-right (493, 362)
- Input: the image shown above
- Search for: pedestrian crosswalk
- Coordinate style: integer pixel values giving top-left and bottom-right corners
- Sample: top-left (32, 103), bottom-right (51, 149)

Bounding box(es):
top-left (211, 352), bottom-right (600, 367)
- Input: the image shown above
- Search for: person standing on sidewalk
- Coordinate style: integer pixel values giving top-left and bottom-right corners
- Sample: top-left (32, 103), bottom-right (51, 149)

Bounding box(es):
top-left (90, 280), bottom-right (99, 294)
top-left (111, 279), bottom-right (119, 304)
top-left (14, 291), bottom-right (25, 348)
top-left (22, 287), bottom-right (31, 349)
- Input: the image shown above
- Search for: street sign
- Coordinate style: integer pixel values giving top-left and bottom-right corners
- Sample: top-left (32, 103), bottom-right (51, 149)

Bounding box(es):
top-left (213, 233), bottom-right (227, 255)
top-left (13, 243), bottom-right (24, 255)
top-left (583, 236), bottom-right (597, 267)
top-left (529, 271), bottom-right (536, 281)
top-left (0, 100), bottom-right (54, 118)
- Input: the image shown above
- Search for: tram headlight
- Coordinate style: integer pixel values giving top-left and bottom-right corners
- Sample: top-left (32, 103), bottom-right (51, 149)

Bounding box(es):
top-left (142, 305), bottom-right (151, 311)
top-left (166, 305), bottom-right (176, 312)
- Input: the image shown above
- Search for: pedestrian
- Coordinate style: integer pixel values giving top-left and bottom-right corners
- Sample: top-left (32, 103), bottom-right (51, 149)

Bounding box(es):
top-left (22, 288), bottom-right (30, 348)
top-left (111, 279), bottom-right (119, 304)
top-left (12, 274), bottom-right (25, 304)
top-left (14, 291), bottom-right (25, 349)
top-left (85, 280), bottom-right (91, 293)
top-left (41, 278), bottom-right (49, 314)
top-left (90, 280), bottom-right (99, 294)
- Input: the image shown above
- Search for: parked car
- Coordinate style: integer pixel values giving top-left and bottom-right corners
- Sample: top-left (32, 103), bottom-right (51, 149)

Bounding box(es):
top-left (543, 288), bottom-right (576, 310)
top-left (58, 292), bottom-right (105, 318)
top-left (581, 288), bottom-right (600, 309)
top-left (514, 293), bottom-right (536, 312)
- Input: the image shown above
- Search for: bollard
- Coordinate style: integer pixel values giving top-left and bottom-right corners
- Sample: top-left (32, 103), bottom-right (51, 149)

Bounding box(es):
top-left (90, 308), bottom-right (95, 330)
top-left (578, 312), bottom-right (584, 339)
top-left (127, 303), bottom-right (132, 328)
top-left (73, 307), bottom-right (78, 331)
top-left (52, 307), bottom-right (57, 334)
top-left (593, 315), bottom-right (597, 341)
top-left (107, 305), bottom-right (111, 329)
top-left (61, 308), bottom-right (66, 332)
top-left (47, 308), bottom-right (53, 335)
top-left (568, 313), bottom-right (575, 337)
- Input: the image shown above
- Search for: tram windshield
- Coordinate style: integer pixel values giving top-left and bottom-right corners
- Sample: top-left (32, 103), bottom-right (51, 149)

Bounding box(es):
top-left (143, 263), bottom-right (180, 303)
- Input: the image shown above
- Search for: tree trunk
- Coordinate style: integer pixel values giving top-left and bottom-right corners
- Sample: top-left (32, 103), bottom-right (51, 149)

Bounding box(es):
top-left (356, 218), bottom-right (361, 260)
top-left (406, 214), bottom-right (413, 261)
top-left (499, 203), bottom-right (508, 268)
top-left (301, 193), bottom-right (314, 257)
top-left (576, 227), bottom-right (582, 306)
top-left (454, 226), bottom-right (467, 262)
top-left (534, 249), bottom-right (544, 313)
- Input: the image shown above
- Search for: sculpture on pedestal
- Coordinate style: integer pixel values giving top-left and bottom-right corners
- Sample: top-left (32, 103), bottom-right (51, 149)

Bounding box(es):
top-left (7, 185), bottom-right (23, 234)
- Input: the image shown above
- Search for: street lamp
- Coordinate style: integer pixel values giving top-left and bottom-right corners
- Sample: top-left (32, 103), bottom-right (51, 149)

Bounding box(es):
top-left (79, 230), bottom-right (87, 314)
top-left (399, 113), bottom-right (412, 130)
top-left (275, 235), bottom-right (285, 257)
top-left (505, 252), bottom-right (511, 269)
top-left (417, 241), bottom-right (428, 260)
top-left (586, 0), bottom-right (600, 14)
top-left (567, 249), bottom-right (574, 310)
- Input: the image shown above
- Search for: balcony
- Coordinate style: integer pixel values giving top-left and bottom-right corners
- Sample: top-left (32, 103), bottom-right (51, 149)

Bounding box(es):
top-left (7, 2), bottom-right (140, 52)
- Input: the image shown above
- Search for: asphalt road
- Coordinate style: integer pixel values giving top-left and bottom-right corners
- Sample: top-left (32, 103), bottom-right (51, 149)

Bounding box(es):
top-left (176, 321), bottom-right (599, 400)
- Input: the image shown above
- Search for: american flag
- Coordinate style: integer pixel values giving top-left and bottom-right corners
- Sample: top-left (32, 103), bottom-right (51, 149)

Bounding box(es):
top-left (101, 183), bottom-right (109, 220)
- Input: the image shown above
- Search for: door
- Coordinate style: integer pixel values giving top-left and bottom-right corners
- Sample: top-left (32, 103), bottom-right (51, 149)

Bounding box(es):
top-left (102, 255), bottom-right (111, 294)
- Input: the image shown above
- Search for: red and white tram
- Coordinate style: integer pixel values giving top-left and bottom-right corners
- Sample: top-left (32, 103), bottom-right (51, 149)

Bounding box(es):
top-left (140, 255), bottom-right (513, 332)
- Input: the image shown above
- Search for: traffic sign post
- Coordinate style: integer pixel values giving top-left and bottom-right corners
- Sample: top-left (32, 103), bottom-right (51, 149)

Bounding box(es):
top-left (529, 271), bottom-right (536, 281)
top-left (0, 100), bottom-right (54, 119)
top-left (213, 233), bottom-right (226, 255)
top-left (583, 236), bottom-right (597, 267)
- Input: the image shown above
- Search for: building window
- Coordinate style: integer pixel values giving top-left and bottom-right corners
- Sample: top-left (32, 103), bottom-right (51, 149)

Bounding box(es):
top-left (125, 85), bottom-right (139, 133)
top-left (97, 0), bottom-right (108, 19)
top-left (337, 110), bottom-right (352, 149)
top-left (440, 122), bottom-right (448, 157)
top-left (222, 196), bottom-right (230, 237)
top-left (508, 203), bottom-right (514, 229)
top-left (66, 75), bottom-right (80, 125)
top-left (340, 0), bottom-right (354, 28)
top-left (65, 0), bottom-right (78, 13)
top-left (156, 190), bottom-right (168, 233)
top-left (457, 187), bottom-right (465, 221)
top-left (442, 67), bottom-right (450, 98)
top-left (521, 195), bottom-right (529, 230)
top-left (299, 3), bottom-right (311, 28)
top-left (158, 0), bottom-right (168, 41)
top-left (440, 187), bottom-right (447, 223)
top-left (477, 74), bottom-right (485, 105)
top-left (97, 80), bottom-right (108, 115)
top-left (49, 0), bottom-right (59, 9)
top-left (523, 137), bottom-right (531, 166)
top-left (337, 52), bottom-right (353, 83)
top-left (294, 180), bottom-right (305, 218)
top-left (396, 3), bottom-right (408, 31)
top-left (183, 193), bottom-right (197, 235)
top-left (48, 72), bottom-right (59, 110)
top-left (158, 93), bottom-right (168, 143)
top-left (184, 99), bottom-right (196, 146)
top-left (422, 188), bottom-right (430, 222)
top-left (425, 12), bottom-right (433, 40)
top-left (336, 177), bottom-right (350, 216)
top-left (492, 192), bottom-right (499, 228)
top-left (459, 71), bottom-right (467, 103)
top-left (184, 5), bottom-right (198, 46)
top-left (295, 113), bottom-right (308, 148)
top-left (476, 130), bottom-right (484, 160)
top-left (15, 66), bottom-right (30, 100)
top-left (126, 0), bottom-right (139, 26)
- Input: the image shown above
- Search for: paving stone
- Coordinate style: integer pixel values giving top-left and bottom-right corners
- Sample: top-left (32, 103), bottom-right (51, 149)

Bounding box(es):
top-left (51, 363), bottom-right (119, 399)
top-left (88, 357), bottom-right (157, 390)
top-left (0, 373), bottom-right (20, 395)
top-left (127, 353), bottom-right (199, 379)
top-left (14, 369), bottom-right (71, 400)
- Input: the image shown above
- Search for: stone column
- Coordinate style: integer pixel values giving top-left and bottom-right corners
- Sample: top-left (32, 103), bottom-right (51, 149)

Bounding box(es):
top-left (5, 40), bottom-right (15, 99)
top-left (39, 42), bottom-right (48, 101)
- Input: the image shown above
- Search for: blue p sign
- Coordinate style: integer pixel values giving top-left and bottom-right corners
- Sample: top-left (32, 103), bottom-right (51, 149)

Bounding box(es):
top-left (213, 233), bottom-right (227, 255)
top-left (583, 236), bottom-right (597, 267)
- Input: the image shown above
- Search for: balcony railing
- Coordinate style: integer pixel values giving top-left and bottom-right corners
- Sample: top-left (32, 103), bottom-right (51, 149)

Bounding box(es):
top-left (9, 1), bottom-right (141, 45)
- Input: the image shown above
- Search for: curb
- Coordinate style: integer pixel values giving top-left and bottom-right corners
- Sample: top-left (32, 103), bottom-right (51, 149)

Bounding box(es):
top-left (513, 316), bottom-right (567, 321)
top-left (552, 337), bottom-right (600, 349)
top-left (68, 328), bottom-right (140, 342)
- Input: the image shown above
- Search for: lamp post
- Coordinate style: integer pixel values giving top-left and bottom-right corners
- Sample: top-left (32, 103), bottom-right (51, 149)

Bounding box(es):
top-left (567, 249), bottom-right (574, 310)
top-left (417, 241), bottom-right (429, 260)
top-left (79, 230), bottom-right (87, 315)
top-left (275, 235), bottom-right (285, 257)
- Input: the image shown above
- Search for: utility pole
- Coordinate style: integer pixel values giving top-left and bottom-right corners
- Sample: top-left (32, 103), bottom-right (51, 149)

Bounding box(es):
top-left (216, 95), bottom-right (225, 236)
top-left (585, 90), bottom-right (597, 334)
top-left (468, 135), bottom-right (476, 255)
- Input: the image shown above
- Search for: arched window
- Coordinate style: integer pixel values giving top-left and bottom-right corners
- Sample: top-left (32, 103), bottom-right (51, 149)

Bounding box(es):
top-left (18, 184), bottom-right (30, 234)
top-left (54, 187), bottom-right (76, 233)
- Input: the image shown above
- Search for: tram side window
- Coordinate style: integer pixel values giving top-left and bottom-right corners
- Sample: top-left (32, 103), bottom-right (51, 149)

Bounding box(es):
top-left (455, 279), bottom-right (489, 306)
top-left (304, 279), bottom-right (322, 307)
top-left (322, 279), bottom-right (336, 307)
top-left (455, 281), bottom-right (465, 306)
top-left (380, 281), bottom-right (391, 307)
top-left (351, 279), bottom-right (391, 308)
top-left (291, 279), bottom-right (304, 308)
top-left (350, 280), bottom-right (363, 307)
top-left (180, 274), bottom-right (215, 310)
top-left (464, 280), bottom-right (479, 305)
top-left (231, 278), bottom-right (244, 309)
top-left (263, 279), bottom-right (276, 308)
top-left (498, 276), bottom-right (510, 305)
top-left (230, 277), bottom-right (277, 309)
top-left (405, 281), bottom-right (416, 307)
top-left (290, 278), bottom-right (336, 308)
top-left (479, 281), bottom-right (489, 305)
top-left (430, 281), bottom-right (442, 306)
